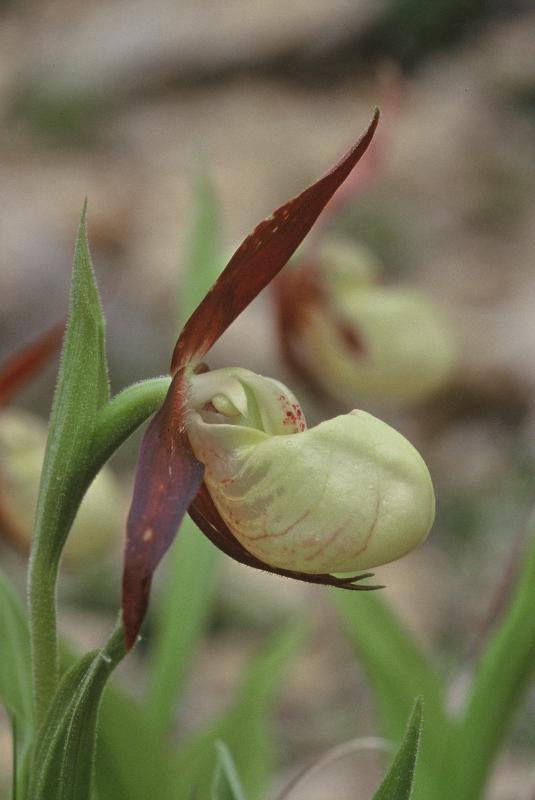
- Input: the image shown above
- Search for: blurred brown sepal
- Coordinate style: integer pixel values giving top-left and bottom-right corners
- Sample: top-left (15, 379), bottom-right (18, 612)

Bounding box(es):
top-left (273, 263), bottom-right (366, 402)
top-left (0, 323), bottom-right (64, 408)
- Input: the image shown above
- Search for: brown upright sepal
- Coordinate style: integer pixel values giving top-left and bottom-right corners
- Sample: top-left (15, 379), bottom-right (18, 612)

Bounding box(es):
top-left (171, 110), bottom-right (379, 372)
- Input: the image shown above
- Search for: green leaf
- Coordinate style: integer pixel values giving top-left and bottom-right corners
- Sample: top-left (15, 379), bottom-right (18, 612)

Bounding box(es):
top-left (179, 165), bottom-right (221, 325)
top-left (373, 698), bottom-right (423, 800)
top-left (146, 516), bottom-right (219, 737)
top-left (211, 741), bottom-right (248, 800)
top-left (334, 592), bottom-right (450, 800)
top-left (32, 201), bottom-right (109, 565)
top-left (451, 525), bottom-right (535, 800)
top-left (173, 624), bottom-right (304, 800)
top-left (95, 683), bottom-right (178, 800)
top-left (0, 570), bottom-right (33, 798)
top-left (28, 204), bottom-right (110, 724)
top-left (28, 624), bottom-right (125, 800)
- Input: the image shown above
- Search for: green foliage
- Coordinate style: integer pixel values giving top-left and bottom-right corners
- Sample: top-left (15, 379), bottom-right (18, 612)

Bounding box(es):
top-left (27, 204), bottom-right (110, 724)
top-left (179, 165), bottom-right (221, 325)
top-left (31, 202), bottom-right (109, 567)
top-left (141, 168), bottom-right (222, 735)
top-left (95, 684), bottom-right (178, 800)
top-left (28, 625), bottom-right (125, 800)
top-left (173, 625), bottom-right (304, 800)
top-left (334, 591), bottom-right (449, 799)
top-left (146, 517), bottom-right (219, 737)
top-left (211, 742), bottom-right (248, 800)
top-left (451, 525), bottom-right (535, 799)
top-left (0, 571), bottom-right (33, 799)
top-left (372, 699), bottom-right (423, 800)
top-left (335, 521), bottom-right (535, 800)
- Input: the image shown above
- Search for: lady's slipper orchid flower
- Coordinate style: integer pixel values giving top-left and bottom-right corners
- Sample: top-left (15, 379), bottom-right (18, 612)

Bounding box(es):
top-left (122, 109), bottom-right (435, 649)
top-left (186, 366), bottom-right (434, 574)
top-left (276, 236), bottom-right (457, 405)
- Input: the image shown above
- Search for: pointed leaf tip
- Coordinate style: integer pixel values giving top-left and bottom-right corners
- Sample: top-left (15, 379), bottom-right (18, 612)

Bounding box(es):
top-left (171, 110), bottom-right (379, 372)
top-left (372, 698), bottom-right (423, 800)
top-left (122, 371), bottom-right (204, 649)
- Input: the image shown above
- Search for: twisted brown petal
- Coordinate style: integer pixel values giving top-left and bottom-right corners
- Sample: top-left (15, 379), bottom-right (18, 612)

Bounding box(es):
top-left (171, 110), bottom-right (379, 372)
top-left (122, 370), bottom-right (204, 649)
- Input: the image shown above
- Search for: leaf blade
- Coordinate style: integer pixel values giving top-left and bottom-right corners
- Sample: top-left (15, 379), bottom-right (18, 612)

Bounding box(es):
top-left (29, 625), bottom-right (125, 800)
top-left (28, 204), bottom-right (110, 724)
top-left (0, 570), bottom-right (33, 797)
top-left (334, 591), bottom-right (450, 800)
top-left (95, 682), bottom-right (178, 800)
top-left (451, 524), bottom-right (535, 799)
top-left (372, 698), bottom-right (423, 800)
top-left (211, 741), bottom-right (248, 800)
top-left (173, 624), bottom-right (304, 800)
top-left (179, 165), bottom-right (222, 325)
top-left (145, 515), bottom-right (219, 736)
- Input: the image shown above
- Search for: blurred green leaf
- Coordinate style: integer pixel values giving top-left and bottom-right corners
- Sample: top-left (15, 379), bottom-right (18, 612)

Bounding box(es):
top-left (451, 524), bottom-right (535, 799)
top-left (211, 741), bottom-right (248, 800)
top-left (179, 165), bottom-right (221, 324)
top-left (95, 683), bottom-right (177, 800)
top-left (29, 625), bottom-right (124, 800)
top-left (372, 698), bottom-right (423, 800)
top-left (173, 624), bottom-right (304, 800)
top-left (0, 570), bottom-right (33, 798)
top-left (146, 517), bottom-right (219, 737)
top-left (334, 592), bottom-right (450, 799)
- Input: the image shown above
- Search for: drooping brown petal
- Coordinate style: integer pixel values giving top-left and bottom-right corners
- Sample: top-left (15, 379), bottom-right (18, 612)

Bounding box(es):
top-left (171, 109), bottom-right (380, 373)
top-left (189, 482), bottom-right (382, 592)
top-left (0, 323), bottom-right (64, 407)
top-left (122, 370), bottom-right (204, 649)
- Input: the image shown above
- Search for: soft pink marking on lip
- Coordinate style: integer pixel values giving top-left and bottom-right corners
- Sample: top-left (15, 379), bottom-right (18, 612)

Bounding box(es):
top-left (303, 492), bottom-right (381, 564)
top-left (245, 505), bottom-right (313, 542)
top-left (302, 516), bottom-right (350, 562)
top-left (351, 492), bottom-right (381, 559)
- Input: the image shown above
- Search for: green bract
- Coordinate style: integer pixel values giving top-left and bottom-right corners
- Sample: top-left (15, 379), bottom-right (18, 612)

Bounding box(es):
top-left (187, 368), bottom-right (435, 573)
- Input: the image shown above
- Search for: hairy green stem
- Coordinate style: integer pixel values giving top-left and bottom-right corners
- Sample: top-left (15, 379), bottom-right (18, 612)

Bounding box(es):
top-left (29, 527), bottom-right (76, 728)
top-left (28, 376), bottom-right (171, 729)
top-left (91, 376), bottom-right (171, 471)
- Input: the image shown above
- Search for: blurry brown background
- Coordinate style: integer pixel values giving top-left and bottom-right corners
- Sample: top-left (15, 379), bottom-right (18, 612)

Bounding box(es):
top-left (1, 1), bottom-right (535, 798)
